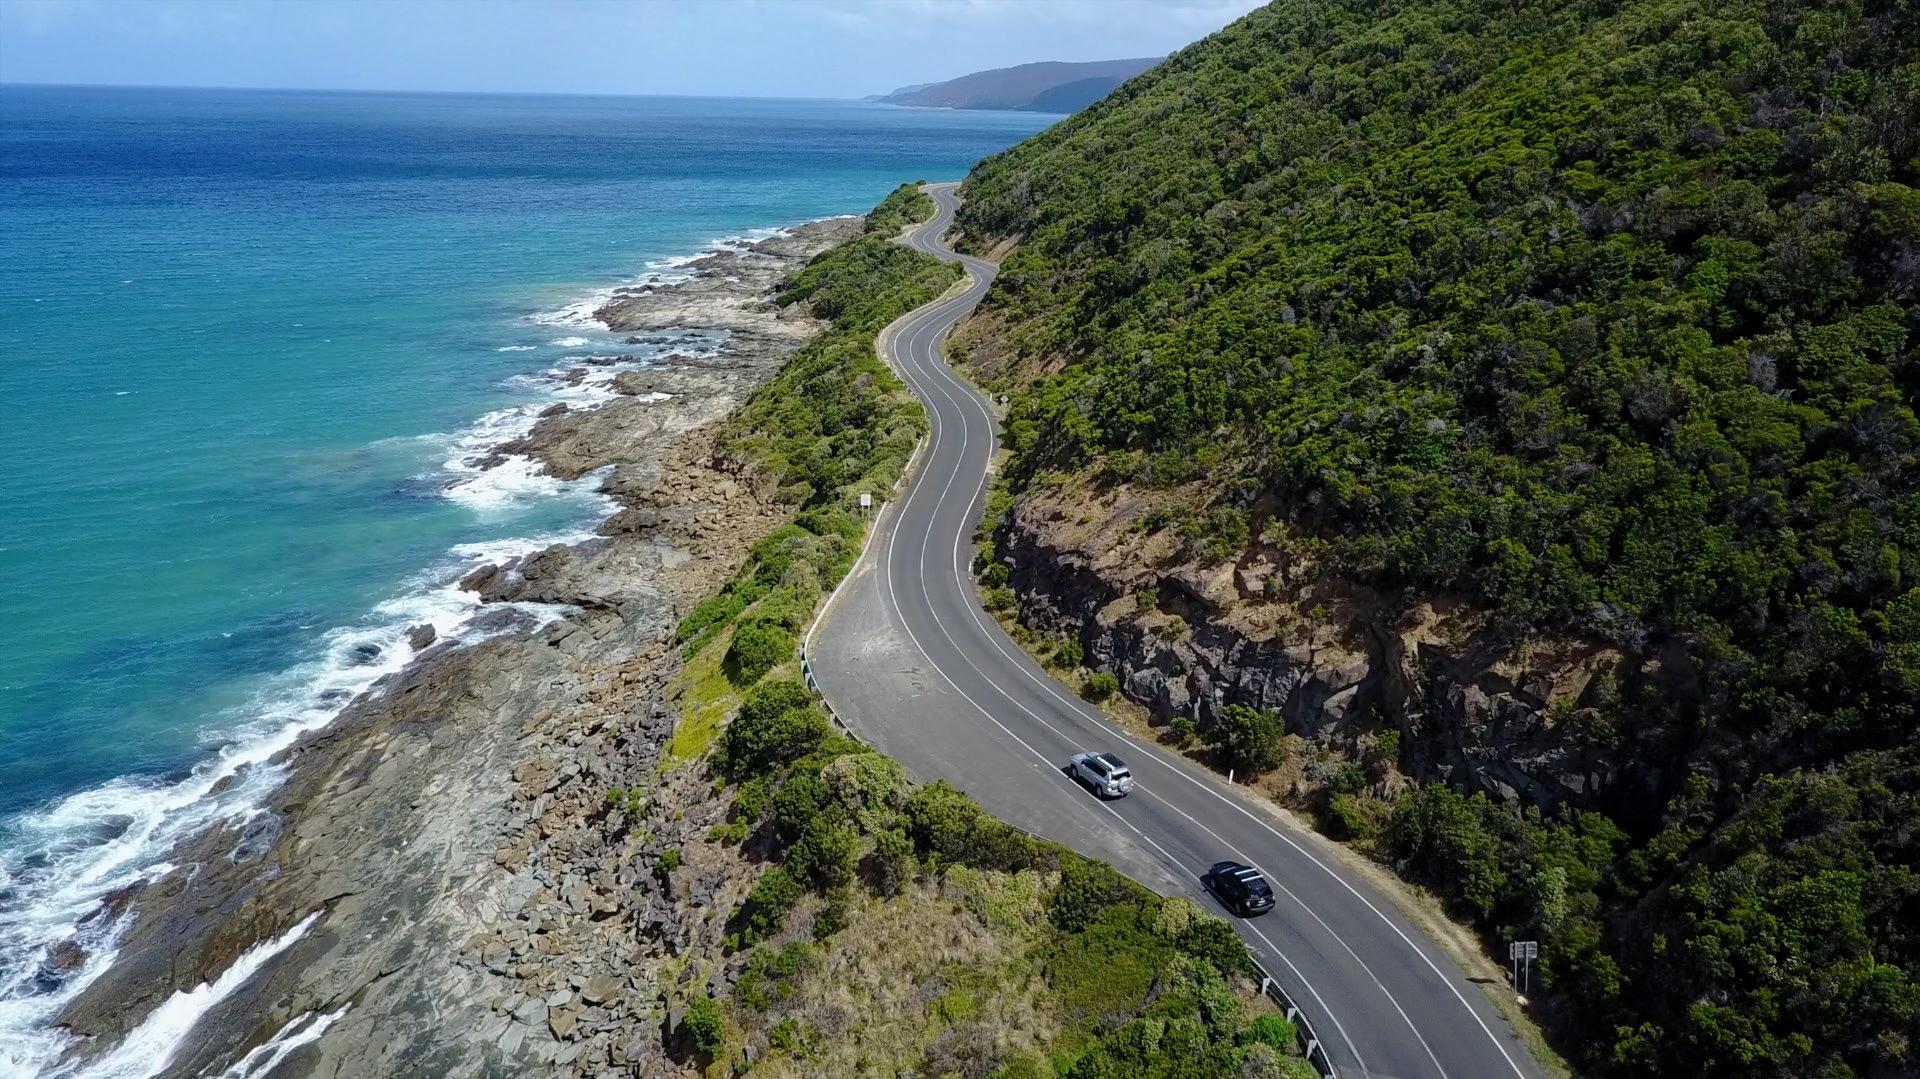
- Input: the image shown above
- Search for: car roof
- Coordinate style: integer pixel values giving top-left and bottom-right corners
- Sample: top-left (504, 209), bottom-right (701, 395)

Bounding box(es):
top-left (1095, 752), bottom-right (1128, 771)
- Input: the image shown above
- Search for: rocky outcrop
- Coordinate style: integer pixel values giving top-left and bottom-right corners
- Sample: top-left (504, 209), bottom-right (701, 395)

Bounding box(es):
top-left (593, 217), bottom-right (862, 337)
top-left (49, 218), bottom-right (856, 1077)
top-left (995, 480), bottom-right (1687, 819)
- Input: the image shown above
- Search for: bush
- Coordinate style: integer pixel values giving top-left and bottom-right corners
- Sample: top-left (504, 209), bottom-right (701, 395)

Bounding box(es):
top-left (1051, 636), bottom-right (1084, 669)
top-left (676, 593), bottom-right (744, 645)
top-left (903, 780), bottom-right (1042, 870)
top-left (1237, 1012), bottom-right (1300, 1048)
top-left (787, 808), bottom-right (861, 890)
top-left (720, 679), bottom-right (829, 777)
top-left (732, 866), bottom-right (803, 947)
top-left (1168, 715), bottom-right (1197, 746)
top-left (1050, 856), bottom-right (1139, 931)
top-left (1384, 784), bottom-right (1510, 918)
top-left (1177, 914), bottom-right (1255, 978)
top-left (864, 827), bottom-right (916, 896)
top-left (820, 751), bottom-right (909, 829)
top-left (737, 941), bottom-right (817, 1010)
top-left (725, 618), bottom-right (794, 685)
top-left (769, 770), bottom-right (832, 844)
top-left (1082, 672), bottom-right (1120, 702)
top-left (680, 994), bottom-right (724, 1055)
top-left (984, 586), bottom-right (1018, 613)
top-left (1324, 792), bottom-right (1379, 841)
top-left (1205, 704), bottom-right (1285, 776)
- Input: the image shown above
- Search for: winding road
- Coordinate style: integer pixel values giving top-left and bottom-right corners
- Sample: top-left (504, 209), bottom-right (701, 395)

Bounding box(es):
top-left (807, 183), bottom-right (1550, 1079)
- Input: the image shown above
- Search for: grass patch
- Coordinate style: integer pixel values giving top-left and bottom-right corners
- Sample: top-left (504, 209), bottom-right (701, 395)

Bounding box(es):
top-left (666, 626), bottom-right (741, 764)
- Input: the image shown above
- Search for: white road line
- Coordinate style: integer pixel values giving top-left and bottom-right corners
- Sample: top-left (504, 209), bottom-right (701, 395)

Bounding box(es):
top-left (865, 221), bottom-right (1372, 1074)
top-left (891, 287), bottom-right (1454, 1079)
top-left (898, 191), bottom-right (1531, 1079)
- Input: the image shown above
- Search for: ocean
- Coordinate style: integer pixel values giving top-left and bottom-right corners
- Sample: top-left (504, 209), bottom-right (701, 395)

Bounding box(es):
top-left (0, 84), bottom-right (1051, 1069)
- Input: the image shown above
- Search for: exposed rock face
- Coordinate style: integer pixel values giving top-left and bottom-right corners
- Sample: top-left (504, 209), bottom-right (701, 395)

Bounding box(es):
top-left (996, 480), bottom-right (1684, 819)
top-left (49, 218), bottom-right (855, 1078)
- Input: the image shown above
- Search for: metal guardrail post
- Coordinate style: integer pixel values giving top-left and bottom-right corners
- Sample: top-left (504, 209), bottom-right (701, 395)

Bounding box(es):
top-left (1249, 958), bottom-right (1339, 1079)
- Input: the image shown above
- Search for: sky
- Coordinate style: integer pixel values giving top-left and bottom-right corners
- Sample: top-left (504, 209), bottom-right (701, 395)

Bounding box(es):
top-left (0, 0), bottom-right (1265, 98)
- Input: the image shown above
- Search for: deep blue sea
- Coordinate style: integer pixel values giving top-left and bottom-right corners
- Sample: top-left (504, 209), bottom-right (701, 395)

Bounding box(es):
top-left (0, 84), bottom-right (1050, 1067)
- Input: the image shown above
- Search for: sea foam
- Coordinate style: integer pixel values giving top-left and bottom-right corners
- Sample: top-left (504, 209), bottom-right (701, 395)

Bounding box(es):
top-left (0, 218), bottom-right (746, 1076)
top-left (59, 912), bottom-right (320, 1079)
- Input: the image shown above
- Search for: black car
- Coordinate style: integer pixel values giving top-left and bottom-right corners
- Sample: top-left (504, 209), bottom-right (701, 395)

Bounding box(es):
top-left (1205, 861), bottom-right (1275, 917)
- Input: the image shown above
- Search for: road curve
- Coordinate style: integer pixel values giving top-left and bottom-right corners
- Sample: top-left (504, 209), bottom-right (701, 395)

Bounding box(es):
top-left (808, 183), bottom-right (1550, 1079)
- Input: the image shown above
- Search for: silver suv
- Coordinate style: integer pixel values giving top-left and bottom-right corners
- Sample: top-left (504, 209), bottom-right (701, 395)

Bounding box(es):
top-left (1066, 752), bottom-right (1135, 798)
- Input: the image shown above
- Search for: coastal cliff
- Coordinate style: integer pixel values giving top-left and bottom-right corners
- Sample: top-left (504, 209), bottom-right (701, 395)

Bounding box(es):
top-left (985, 470), bottom-right (1687, 821)
top-left (48, 217), bottom-right (863, 1076)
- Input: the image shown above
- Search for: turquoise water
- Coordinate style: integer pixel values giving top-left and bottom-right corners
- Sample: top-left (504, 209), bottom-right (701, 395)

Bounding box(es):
top-left (0, 84), bottom-right (1050, 1066)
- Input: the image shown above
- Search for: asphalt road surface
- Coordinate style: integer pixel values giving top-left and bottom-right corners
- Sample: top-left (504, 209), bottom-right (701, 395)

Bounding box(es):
top-left (807, 183), bottom-right (1550, 1079)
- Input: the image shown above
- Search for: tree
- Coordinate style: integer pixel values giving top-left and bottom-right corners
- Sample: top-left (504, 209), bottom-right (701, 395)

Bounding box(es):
top-left (1205, 705), bottom-right (1284, 776)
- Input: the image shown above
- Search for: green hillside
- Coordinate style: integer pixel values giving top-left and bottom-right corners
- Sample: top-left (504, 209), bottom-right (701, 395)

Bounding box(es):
top-left (954, 1), bottom-right (1920, 1075)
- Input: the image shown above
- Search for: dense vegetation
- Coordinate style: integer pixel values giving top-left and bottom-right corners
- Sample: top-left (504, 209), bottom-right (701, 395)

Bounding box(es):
top-left (954, 1), bottom-right (1920, 1074)
top-left (681, 187), bottom-right (960, 673)
top-left (706, 677), bottom-right (1315, 1076)
top-left (678, 187), bottom-right (1312, 1075)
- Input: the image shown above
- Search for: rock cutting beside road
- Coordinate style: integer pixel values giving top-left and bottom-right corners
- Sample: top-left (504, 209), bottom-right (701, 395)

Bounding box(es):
top-left (47, 215), bottom-right (862, 1077)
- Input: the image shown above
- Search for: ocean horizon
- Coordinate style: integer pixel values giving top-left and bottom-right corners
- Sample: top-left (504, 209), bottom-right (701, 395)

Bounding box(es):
top-left (0, 83), bottom-right (1052, 1069)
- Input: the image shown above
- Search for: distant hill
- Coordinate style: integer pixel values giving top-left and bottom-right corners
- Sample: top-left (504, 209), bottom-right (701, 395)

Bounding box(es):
top-left (875, 58), bottom-right (1160, 113)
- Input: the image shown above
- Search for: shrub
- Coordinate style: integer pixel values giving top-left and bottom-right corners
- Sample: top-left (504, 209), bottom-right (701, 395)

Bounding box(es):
top-left (725, 618), bottom-right (794, 685)
top-left (738, 941), bottom-right (817, 1010)
top-left (1326, 763), bottom-right (1367, 796)
top-left (1371, 729), bottom-right (1402, 771)
top-left (1051, 636), bottom-right (1084, 669)
top-left (1168, 715), bottom-right (1197, 746)
top-left (820, 751), bottom-right (909, 829)
top-left (1082, 672), bottom-right (1120, 702)
top-left (787, 808), bottom-right (861, 890)
top-left (1178, 914), bottom-right (1255, 977)
top-left (732, 866), bottom-right (802, 947)
top-left (1239, 1013), bottom-right (1299, 1049)
top-left (903, 780), bottom-right (1042, 870)
top-left (769, 770), bottom-right (832, 845)
top-left (984, 586), bottom-right (1018, 613)
top-left (1050, 856), bottom-right (1139, 931)
top-left (720, 679), bottom-right (829, 776)
top-left (864, 827), bottom-right (916, 896)
top-left (680, 994), bottom-right (724, 1055)
top-left (1324, 792), bottom-right (1379, 841)
top-left (982, 561), bottom-right (1010, 587)
top-left (1384, 784), bottom-right (1510, 918)
top-left (811, 897), bottom-right (848, 940)
top-left (676, 592), bottom-right (744, 645)
top-left (1205, 704), bottom-right (1285, 776)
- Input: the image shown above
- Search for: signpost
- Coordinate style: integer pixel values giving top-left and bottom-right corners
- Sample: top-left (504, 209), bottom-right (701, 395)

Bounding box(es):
top-left (1509, 940), bottom-right (1538, 997)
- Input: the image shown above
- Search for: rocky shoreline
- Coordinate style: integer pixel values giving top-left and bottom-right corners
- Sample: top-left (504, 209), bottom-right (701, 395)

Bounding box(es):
top-left (45, 214), bottom-right (864, 1077)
